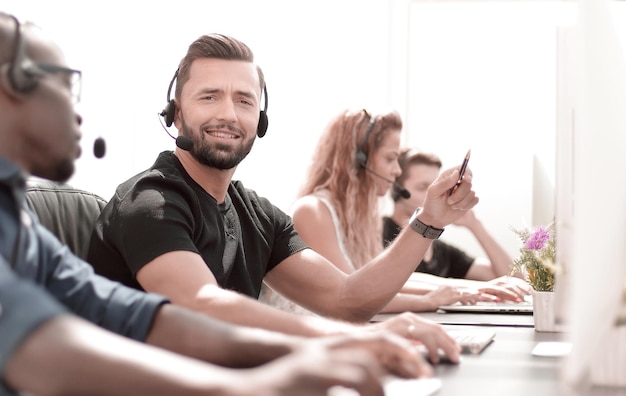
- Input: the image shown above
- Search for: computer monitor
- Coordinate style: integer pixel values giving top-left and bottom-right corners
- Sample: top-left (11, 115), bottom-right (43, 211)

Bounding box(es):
top-left (558, 0), bottom-right (626, 387)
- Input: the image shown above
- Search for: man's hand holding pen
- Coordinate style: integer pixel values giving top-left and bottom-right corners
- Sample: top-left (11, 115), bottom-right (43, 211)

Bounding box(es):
top-left (418, 150), bottom-right (479, 230)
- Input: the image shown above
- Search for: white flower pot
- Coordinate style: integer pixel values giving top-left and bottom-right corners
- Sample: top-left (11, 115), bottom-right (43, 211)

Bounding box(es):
top-left (532, 290), bottom-right (564, 332)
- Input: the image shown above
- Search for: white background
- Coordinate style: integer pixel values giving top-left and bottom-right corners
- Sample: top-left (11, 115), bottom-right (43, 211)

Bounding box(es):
top-left (3, 0), bottom-right (587, 258)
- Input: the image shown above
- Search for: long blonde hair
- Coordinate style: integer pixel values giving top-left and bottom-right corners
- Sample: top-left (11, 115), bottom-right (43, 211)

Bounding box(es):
top-left (298, 109), bottom-right (403, 268)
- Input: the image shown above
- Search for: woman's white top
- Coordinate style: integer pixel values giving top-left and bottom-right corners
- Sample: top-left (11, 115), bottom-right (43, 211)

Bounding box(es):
top-left (258, 189), bottom-right (354, 315)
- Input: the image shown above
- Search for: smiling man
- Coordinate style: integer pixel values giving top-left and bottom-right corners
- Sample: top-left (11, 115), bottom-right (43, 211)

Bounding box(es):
top-left (1, 13), bottom-right (440, 395)
top-left (88, 33), bottom-right (480, 364)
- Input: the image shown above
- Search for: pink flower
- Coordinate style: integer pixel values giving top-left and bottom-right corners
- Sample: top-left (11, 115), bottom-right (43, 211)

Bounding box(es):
top-left (524, 226), bottom-right (551, 250)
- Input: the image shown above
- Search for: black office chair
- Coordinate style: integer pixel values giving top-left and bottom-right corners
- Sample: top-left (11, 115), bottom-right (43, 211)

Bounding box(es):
top-left (25, 178), bottom-right (108, 261)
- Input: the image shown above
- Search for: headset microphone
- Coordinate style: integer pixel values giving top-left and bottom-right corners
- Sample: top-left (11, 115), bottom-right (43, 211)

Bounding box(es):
top-left (157, 112), bottom-right (195, 151)
top-left (362, 166), bottom-right (411, 199)
top-left (93, 137), bottom-right (106, 158)
top-left (394, 182), bottom-right (411, 199)
top-left (175, 136), bottom-right (194, 151)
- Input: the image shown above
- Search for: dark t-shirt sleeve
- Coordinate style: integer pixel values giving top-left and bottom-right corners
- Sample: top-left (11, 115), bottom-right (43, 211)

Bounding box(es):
top-left (111, 177), bottom-right (202, 276)
top-left (247, 190), bottom-right (308, 273)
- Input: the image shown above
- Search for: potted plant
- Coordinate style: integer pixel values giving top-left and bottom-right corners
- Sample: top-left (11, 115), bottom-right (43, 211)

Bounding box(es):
top-left (511, 222), bottom-right (561, 331)
top-left (511, 222), bottom-right (556, 291)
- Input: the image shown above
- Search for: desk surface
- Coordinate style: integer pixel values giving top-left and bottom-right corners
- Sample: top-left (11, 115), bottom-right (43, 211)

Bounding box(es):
top-left (434, 326), bottom-right (562, 395)
top-left (373, 310), bottom-right (535, 327)
top-left (374, 312), bottom-right (626, 396)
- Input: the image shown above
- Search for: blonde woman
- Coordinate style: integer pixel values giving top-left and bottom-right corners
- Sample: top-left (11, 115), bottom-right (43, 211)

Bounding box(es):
top-left (261, 109), bottom-right (479, 314)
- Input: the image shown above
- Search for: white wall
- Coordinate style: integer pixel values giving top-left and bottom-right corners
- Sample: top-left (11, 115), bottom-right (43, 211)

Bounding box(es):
top-left (401, 1), bottom-right (576, 259)
top-left (4, 0), bottom-right (577, 259)
top-left (5, 0), bottom-right (395, 208)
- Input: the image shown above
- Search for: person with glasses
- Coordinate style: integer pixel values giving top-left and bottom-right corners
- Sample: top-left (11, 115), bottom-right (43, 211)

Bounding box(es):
top-left (87, 31), bottom-right (478, 365)
top-left (13, 61), bottom-right (82, 103)
top-left (0, 11), bottom-right (432, 396)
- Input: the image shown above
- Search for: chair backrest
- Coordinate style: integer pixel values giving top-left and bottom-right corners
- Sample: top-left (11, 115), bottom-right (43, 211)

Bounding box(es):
top-left (25, 178), bottom-right (108, 261)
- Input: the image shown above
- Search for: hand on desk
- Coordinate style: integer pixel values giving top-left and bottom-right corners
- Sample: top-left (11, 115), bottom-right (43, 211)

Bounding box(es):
top-left (479, 276), bottom-right (532, 302)
top-left (240, 331), bottom-right (436, 396)
top-left (455, 276), bottom-right (532, 302)
top-left (425, 285), bottom-right (483, 307)
top-left (365, 312), bottom-right (461, 366)
top-left (259, 341), bottom-right (387, 396)
top-left (316, 331), bottom-right (433, 379)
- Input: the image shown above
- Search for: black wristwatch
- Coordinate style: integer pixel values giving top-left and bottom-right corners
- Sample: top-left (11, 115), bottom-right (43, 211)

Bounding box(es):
top-left (409, 208), bottom-right (445, 239)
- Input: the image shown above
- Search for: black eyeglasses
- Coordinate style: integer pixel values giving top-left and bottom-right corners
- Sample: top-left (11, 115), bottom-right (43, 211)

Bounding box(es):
top-left (25, 62), bottom-right (82, 104)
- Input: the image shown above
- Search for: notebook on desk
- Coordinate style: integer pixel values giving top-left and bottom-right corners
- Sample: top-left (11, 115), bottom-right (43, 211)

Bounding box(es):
top-left (438, 299), bottom-right (533, 314)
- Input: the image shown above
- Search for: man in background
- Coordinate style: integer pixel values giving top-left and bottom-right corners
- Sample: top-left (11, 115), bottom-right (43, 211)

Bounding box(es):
top-left (384, 148), bottom-right (531, 301)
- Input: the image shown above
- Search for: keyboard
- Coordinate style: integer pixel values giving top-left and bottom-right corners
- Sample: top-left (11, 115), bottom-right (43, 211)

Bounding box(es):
top-left (447, 328), bottom-right (496, 354)
top-left (416, 328), bottom-right (496, 364)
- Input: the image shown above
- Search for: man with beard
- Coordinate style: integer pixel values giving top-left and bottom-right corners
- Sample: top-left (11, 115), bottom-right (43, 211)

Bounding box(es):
top-left (88, 33), bottom-right (479, 365)
top-left (0, 12), bottom-right (437, 395)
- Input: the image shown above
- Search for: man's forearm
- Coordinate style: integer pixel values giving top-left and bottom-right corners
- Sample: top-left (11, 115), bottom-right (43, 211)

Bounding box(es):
top-left (159, 288), bottom-right (358, 345)
top-left (378, 293), bottom-right (437, 313)
top-left (146, 303), bottom-right (303, 367)
top-left (3, 315), bottom-right (246, 396)
top-left (342, 228), bottom-right (434, 320)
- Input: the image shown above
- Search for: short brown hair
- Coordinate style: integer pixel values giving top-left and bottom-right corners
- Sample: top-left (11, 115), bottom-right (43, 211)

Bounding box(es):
top-left (174, 33), bottom-right (265, 100)
top-left (392, 148), bottom-right (442, 201)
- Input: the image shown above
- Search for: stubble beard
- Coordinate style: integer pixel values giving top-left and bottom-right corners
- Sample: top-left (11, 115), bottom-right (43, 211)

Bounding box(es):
top-left (33, 157), bottom-right (75, 183)
top-left (181, 120), bottom-right (254, 170)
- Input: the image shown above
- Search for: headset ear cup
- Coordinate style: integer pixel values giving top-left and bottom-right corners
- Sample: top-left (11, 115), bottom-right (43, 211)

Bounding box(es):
top-left (9, 61), bottom-right (37, 93)
top-left (355, 116), bottom-right (375, 169)
top-left (0, 63), bottom-right (13, 95)
top-left (162, 99), bottom-right (176, 127)
top-left (0, 62), bottom-right (29, 98)
top-left (355, 150), bottom-right (368, 168)
top-left (256, 110), bottom-right (268, 138)
top-left (7, 15), bottom-right (38, 94)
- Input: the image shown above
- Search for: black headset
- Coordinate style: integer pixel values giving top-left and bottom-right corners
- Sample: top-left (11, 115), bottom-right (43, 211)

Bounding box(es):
top-left (355, 113), bottom-right (377, 168)
top-left (159, 68), bottom-right (269, 138)
top-left (355, 112), bottom-right (412, 199)
top-left (3, 13), bottom-right (39, 94)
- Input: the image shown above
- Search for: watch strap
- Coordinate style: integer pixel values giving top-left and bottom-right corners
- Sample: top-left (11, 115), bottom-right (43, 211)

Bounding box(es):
top-left (409, 209), bottom-right (444, 239)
